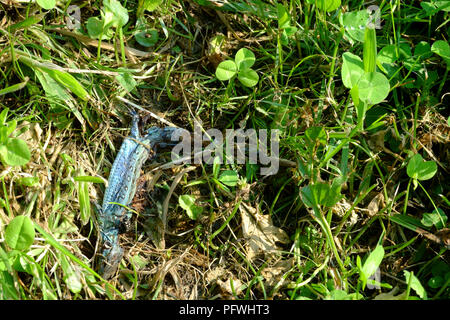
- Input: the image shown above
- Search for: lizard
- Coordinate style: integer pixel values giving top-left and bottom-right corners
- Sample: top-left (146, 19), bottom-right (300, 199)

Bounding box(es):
top-left (98, 110), bottom-right (179, 279)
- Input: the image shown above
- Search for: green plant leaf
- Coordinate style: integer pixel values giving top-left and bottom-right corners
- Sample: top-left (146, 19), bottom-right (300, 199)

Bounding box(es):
top-left (36, 0), bottom-right (56, 10)
top-left (139, 0), bottom-right (163, 13)
top-left (359, 245), bottom-right (384, 289)
top-left (340, 10), bottom-right (370, 42)
top-left (179, 195), bottom-right (203, 220)
top-left (235, 48), bottom-right (256, 70)
top-left (350, 84), bottom-right (360, 108)
top-left (59, 254), bottom-right (82, 294)
top-left (135, 29), bottom-right (159, 47)
top-left (341, 52), bottom-right (365, 89)
top-left (103, 0), bottom-right (129, 28)
top-left (5, 120), bottom-right (17, 137)
top-left (0, 138), bottom-right (31, 166)
top-left (363, 27), bottom-right (377, 73)
top-left (218, 170), bottom-right (239, 187)
top-left (213, 156), bottom-right (221, 180)
top-left (9, 13), bottom-right (46, 32)
top-left (315, 0), bottom-right (341, 12)
top-left (414, 41), bottom-right (432, 59)
top-left (277, 4), bottom-right (290, 29)
top-left (431, 40), bottom-right (450, 68)
top-left (0, 78), bottom-right (29, 96)
top-left (404, 270), bottom-right (427, 299)
top-left (116, 72), bottom-right (137, 92)
top-left (0, 271), bottom-right (19, 299)
top-left (86, 17), bottom-right (106, 39)
top-left (45, 69), bottom-right (90, 102)
top-left (216, 60), bottom-right (237, 81)
top-left (77, 178), bottom-right (91, 226)
top-left (357, 71), bottom-right (390, 105)
top-left (305, 126), bottom-right (327, 148)
top-left (435, 1), bottom-right (450, 12)
top-left (0, 108), bottom-right (8, 126)
top-left (238, 68), bottom-right (259, 87)
top-left (407, 154), bottom-right (437, 181)
top-left (377, 45), bottom-right (400, 76)
top-left (421, 208), bottom-right (447, 229)
top-left (17, 176), bottom-right (40, 187)
top-left (5, 216), bottom-right (35, 251)
top-left (300, 183), bottom-right (341, 208)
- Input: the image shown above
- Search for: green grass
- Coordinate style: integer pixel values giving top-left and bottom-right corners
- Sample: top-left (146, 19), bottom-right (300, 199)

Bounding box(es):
top-left (0, 0), bottom-right (449, 300)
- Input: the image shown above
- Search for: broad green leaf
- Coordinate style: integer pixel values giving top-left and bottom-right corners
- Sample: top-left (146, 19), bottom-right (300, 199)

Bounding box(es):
top-left (139, 0), bottom-right (163, 13)
top-left (421, 1), bottom-right (450, 15)
top-left (377, 45), bottom-right (400, 76)
top-left (404, 271), bottom-right (427, 299)
top-left (315, 0), bottom-right (341, 12)
top-left (407, 154), bottom-right (437, 181)
top-left (421, 208), bottom-right (447, 229)
top-left (414, 41), bottom-right (432, 59)
top-left (17, 176), bottom-right (39, 187)
top-left (216, 60), bottom-right (237, 81)
top-left (129, 254), bottom-right (149, 270)
top-left (0, 271), bottom-right (19, 299)
top-left (32, 69), bottom-right (85, 130)
top-left (135, 29), bottom-right (159, 47)
top-left (305, 126), bottom-right (327, 148)
top-left (59, 254), bottom-right (82, 294)
top-left (116, 72), bottom-right (137, 92)
top-left (179, 195), bottom-right (203, 220)
top-left (5, 216), bottom-right (35, 251)
top-left (36, 0), bottom-right (56, 10)
top-left (360, 245), bottom-right (384, 289)
top-left (357, 71), bottom-right (390, 105)
top-left (277, 4), bottom-right (290, 29)
top-left (435, 1), bottom-right (450, 12)
top-left (431, 40), bottom-right (450, 68)
top-left (377, 45), bottom-right (398, 65)
top-left (86, 17), bottom-right (107, 39)
top-left (428, 276), bottom-right (444, 289)
top-left (300, 183), bottom-right (341, 208)
top-left (284, 26), bottom-right (297, 36)
top-left (238, 68), bottom-right (259, 87)
top-left (0, 138), bottom-right (31, 166)
top-left (219, 170), bottom-right (239, 187)
top-left (340, 10), bottom-right (370, 42)
top-left (45, 69), bottom-right (90, 101)
top-left (300, 185), bottom-right (316, 208)
top-left (103, 0), bottom-right (129, 28)
top-left (341, 52), bottom-right (365, 89)
top-left (235, 48), bottom-right (256, 70)
top-left (5, 120), bottom-right (17, 137)
top-left (18, 55), bottom-right (89, 101)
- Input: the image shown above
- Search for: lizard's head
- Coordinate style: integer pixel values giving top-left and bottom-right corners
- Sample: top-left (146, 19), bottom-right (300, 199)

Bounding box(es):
top-left (98, 231), bottom-right (124, 279)
top-left (145, 127), bottom-right (184, 147)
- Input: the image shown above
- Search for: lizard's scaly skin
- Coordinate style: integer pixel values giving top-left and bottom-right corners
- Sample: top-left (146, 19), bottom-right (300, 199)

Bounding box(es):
top-left (98, 113), bottom-right (178, 279)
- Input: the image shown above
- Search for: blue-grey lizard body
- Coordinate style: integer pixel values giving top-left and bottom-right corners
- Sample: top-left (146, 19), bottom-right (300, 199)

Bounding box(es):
top-left (98, 112), bottom-right (178, 279)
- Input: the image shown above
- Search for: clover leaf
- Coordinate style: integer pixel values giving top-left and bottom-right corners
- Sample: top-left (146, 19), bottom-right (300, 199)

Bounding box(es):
top-left (216, 48), bottom-right (259, 87)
